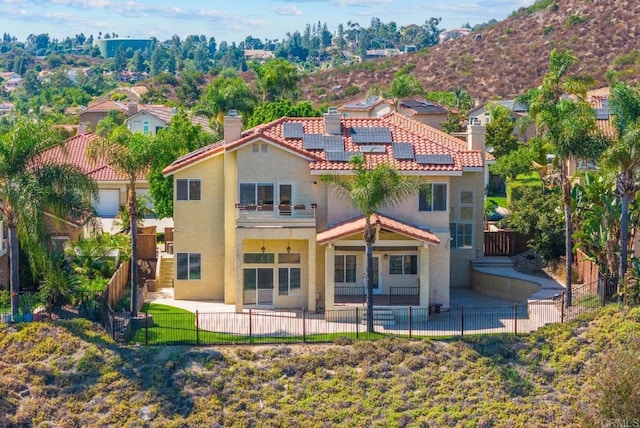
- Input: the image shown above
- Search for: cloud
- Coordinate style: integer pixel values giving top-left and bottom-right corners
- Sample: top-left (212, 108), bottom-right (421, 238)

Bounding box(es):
top-left (271, 4), bottom-right (303, 15)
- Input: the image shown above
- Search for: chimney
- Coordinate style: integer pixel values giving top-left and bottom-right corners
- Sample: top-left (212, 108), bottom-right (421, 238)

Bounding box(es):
top-left (467, 123), bottom-right (486, 153)
top-left (128, 101), bottom-right (138, 117)
top-left (474, 97), bottom-right (482, 107)
top-left (76, 123), bottom-right (88, 135)
top-left (323, 107), bottom-right (341, 135)
top-left (224, 110), bottom-right (243, 145)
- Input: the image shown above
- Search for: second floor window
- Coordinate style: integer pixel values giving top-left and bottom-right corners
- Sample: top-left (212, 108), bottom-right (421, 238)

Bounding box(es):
top-left (177, 179), bottom-right (201, 201)
top-left (240, 183), bottom-right (274, 205)
top-left (419, 183), bottom-right (447, 212)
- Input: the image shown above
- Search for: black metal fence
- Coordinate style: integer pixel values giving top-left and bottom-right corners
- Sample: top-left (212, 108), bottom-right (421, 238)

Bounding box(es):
top-left (2, 281), bottom-right (607, 346)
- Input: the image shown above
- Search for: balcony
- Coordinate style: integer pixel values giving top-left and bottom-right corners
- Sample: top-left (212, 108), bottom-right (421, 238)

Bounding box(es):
top-left (235, 203), bottom-right (317, 227)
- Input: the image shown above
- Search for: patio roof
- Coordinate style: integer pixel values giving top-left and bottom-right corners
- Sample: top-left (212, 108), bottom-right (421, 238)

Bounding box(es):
top-left (317, 213), bottom-right (440, 245)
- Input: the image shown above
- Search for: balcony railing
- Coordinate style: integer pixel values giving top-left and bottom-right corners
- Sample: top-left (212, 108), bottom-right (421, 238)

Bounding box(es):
top-left (235, 203), bottom-right (316, 223)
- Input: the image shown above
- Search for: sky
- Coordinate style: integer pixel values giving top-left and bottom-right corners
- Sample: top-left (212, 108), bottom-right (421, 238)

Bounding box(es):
top-left (0, 0), bottom-right (536, 45)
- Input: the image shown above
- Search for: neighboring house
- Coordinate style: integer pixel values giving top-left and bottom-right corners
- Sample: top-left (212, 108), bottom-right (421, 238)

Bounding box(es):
top-left (163, 110), bottom-right (487, 313)
top-left (38, 128), bottom-right (160, 235)
top-left (339, 96), bottom-right (452, 130)
top-left (0, 72), bottom-right (20, 81)
top-left (0, 102), bottom-right (13, 116)
top-left (467, 99), bottom-right (536, 142)
top-left (79, 99), bottom-right (136, 132)
top-left (125, 106), bottom-right (214, 135)
top-left (439, 28), bottom-right (472, 43)
top-left (3, 77), bottom-right (23, 92)
top-left (338, 96), bottom-right (392, 118)
top-left (243, 50), bottom-right (275, 61)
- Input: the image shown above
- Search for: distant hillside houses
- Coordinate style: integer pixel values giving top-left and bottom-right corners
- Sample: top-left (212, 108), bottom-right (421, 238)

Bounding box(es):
top-left (439, 28), bottom-right (472, 43)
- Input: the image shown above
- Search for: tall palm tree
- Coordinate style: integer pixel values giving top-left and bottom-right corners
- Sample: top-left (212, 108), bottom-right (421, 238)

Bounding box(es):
top-left (321, 154), bottom-right (423, 333)
top-left (601, 82), bottom-right (640, 304)
top-left (527, 49), bottom-right (608, 307)
top-left (389, 74), bottom-right (424, 110)
top-left (87, 126), bottom-right (154, 316)
top-left (0, 118), bottom-right (97, 318)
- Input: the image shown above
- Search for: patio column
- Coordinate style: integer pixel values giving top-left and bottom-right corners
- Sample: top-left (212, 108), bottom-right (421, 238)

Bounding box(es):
top-left (307, 240), bottom-right (317, 311)
top-left (419, 244), bottom-right (430, 310)
top-left (234, 238), bottom-right (243, 313)
top-left (325, 244), bottom-right (335, 310)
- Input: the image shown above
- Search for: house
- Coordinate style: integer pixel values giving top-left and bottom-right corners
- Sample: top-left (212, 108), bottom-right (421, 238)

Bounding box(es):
top-left (339, 96), bottom-right (452, 130)
top-left (125, 106), bottom-right (214, 135)
top-left (79, 99), bottom-right (135, 132)
top-left (3, 77), bottom-right (23, 92)
top-left (467, 99), bottom-right (536, 142)
top-left (439, 28), bottom-right (472, 43)
top-left (38, 126), bottom-right (162, 237)
top-left (162, 110), bottom-right (487, 313)
top-left (0, 102), bottom-right (13, 116)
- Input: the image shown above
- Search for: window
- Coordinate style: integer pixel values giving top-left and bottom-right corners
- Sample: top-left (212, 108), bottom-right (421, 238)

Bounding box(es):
top-left (460, 191), bottom-right (474, 221)
top-left (419, 183), bottom-right (447, 211)
top-left (240, 183), bottom-right (274, 205)
top-left (177, 253), bottom-right (201, 280)
top-left (143, 121), bottom-right (149, 134)
top-left (389, 255), bottom-right (417, 275)
top-left (278, 268), bottom-right (301, 295)
top-left (51, 236), bottom-right (70, 254)
top-left (450, 223), bottom-right (473, 249)
top-left (335, 255), bottom-right (356, 283)
top-left (176, 179), bottom-right (201, 201)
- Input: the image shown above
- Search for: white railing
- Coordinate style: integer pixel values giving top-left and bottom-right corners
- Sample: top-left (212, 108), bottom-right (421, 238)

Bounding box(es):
top-left (235, 204), bottom-right (316, 222)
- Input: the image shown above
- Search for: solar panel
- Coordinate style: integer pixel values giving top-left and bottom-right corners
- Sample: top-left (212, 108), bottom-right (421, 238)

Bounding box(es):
top-left (392, 143), bottom-right (414, 160)
top-left (595, 108), bottom-right (609, 120)
top-left (359, 145), bottom-right (386, 153)
top-left (326, 151), bottom-right (359, 162)
top-left (415, 154), bottom-right (454, 165)
top-left (323, 139), bottom-right (344, 152)
top-left (302, 134), bottom-right (325, 149)
top-left (283, 122), bottom-right (304, 138)
top-left (351, 127), bottom-right (393, 144)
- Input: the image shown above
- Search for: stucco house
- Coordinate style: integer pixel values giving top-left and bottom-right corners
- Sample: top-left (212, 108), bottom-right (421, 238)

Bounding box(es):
top-left (125, 106), bottom-right (213, 135)
top-left (163, 110), bottom-right (487, 313)
top-left (468, 100), bottom-right (536, 143)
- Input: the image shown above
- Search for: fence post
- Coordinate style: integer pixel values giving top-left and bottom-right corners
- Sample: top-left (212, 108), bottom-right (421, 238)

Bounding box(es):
top-left (302, 308), bottom-right (307, 343)
top-left (409, 306), bottom-right (413, 339)
top-left (461, 305), bottom-right (465, 336)
top-left (196, 310), bottom-right (200, 346)
top-left (249, 309), bottom-right (253, 344)
top-left (356, 307), bottom-right (359, 339)
top-left (560, 293), bottom-right (565, 323)
top-left (145, 311), bottom-right (149, 346)
top-left (513, 304), bottom-right (517, 336)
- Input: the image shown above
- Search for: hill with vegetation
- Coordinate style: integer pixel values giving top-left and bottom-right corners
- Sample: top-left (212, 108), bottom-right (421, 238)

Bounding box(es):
top-left (302, 0), bottom-right (640, 104)
top-left (1, 306), bottom-right (638, 426)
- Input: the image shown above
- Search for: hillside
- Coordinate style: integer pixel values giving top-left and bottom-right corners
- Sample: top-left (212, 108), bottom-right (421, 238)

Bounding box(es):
top-left (0, 306), bottom-right (638, 426)
top-left (302, 0), bottom-right (640, 104)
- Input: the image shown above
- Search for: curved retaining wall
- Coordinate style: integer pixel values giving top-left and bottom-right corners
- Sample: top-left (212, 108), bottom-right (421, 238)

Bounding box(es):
top-left (471, 270), bottom-right (541, 303)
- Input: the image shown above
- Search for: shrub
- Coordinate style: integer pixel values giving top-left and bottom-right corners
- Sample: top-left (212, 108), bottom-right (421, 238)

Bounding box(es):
top-left (564, 15), bottom-right (586, 28)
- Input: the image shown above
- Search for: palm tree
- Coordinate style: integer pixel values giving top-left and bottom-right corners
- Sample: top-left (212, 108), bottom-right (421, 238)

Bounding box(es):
top-left (0, 118), bottom-right (97, 318)
top-left (87, 126), bottom-right (154, 316)
top-left (601, 82), bottom-right (640, 304)
top-left (388, 74), bottom-right (423, 110)
top-left (321, 154), bottom-right (423, 332)
top-left (527, 49), bottom-right (608, 307)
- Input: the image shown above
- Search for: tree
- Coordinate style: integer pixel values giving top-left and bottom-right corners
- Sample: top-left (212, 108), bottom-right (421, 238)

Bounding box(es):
top-left (250, 58), bottom-right (300, 102)
top-left (87, 127), bottom-right (155, 316)
top-left (527, 49), bottom-right (609, 306)
top-left (321, 155), bottom-right (423, 333)
top-left (486, 104), bottom-right (519, 157)
top-left (489, 146), bottom-right (534, 180)
top-left (389, 74), bottom-right (423, 109)
top-left (601, 82), bottom-right (640, 303)
top-left (0, 118), bottom-right (97, 318)
top-left (247, 100), bottom-right (321, 128)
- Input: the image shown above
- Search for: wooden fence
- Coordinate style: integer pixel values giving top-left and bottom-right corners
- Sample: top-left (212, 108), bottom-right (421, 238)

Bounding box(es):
top-left (107, 260), bottom-right (130, 308)
top-left (137, 226), bottom-right (157, 260)
top-left (574, 249), bottom-right (600, 293)
top-left (483, 231), bottom-right (529, 256)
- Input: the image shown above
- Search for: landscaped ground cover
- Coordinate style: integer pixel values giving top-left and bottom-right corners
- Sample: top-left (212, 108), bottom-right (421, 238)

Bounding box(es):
top-left (1, 305), bottom-right (638, 426)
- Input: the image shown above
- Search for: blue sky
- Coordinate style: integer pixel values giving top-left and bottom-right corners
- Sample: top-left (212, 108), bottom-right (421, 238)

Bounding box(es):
top-left (0, 0), bottom-right (535, 44)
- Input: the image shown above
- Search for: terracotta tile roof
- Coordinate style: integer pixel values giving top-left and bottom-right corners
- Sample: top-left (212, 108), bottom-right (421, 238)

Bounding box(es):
top-left (82, 99), bottom-right (129, 113)
top-left (38, 132), bottom-right (146, 181)
top-left (164, 112), bottom-right (484, 175)
top-left (162, 141), bottom-right (225, 175)
top-left (317, 213), bottom-right (440, 245)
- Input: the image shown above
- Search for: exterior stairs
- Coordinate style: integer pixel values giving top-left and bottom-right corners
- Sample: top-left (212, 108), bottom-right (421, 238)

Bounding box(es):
top-left (158, 255), bottom-right (174, 288)
top-left (471, 257), bottom-right (514, 269)
top-left (361, 308), bottom-right (396, 327)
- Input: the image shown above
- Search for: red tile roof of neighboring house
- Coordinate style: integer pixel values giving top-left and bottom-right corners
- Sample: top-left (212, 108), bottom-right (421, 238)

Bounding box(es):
top-left (317, 213), bottom-right (440, 245)
top-left (163, 112), bottom-right (484, 175)
top-left (81, 99), bottom-right (129, 114)
top-left (38, 132), bottom-right (145, 181)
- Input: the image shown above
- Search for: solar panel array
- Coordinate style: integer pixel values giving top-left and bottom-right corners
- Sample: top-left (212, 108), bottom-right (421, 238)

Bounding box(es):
top-left (392, 143), bottom-right (414, 160)
top-left (283, 122), bottom-right (304, 138)
top-left (302, 134), bottom-right (343, 150)
top-left (415, 154), bottom-right (454, 165)
top-left (351, 127), bottom-right (393, 144)
top-left (326, 151), bottom-right (360, 162)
